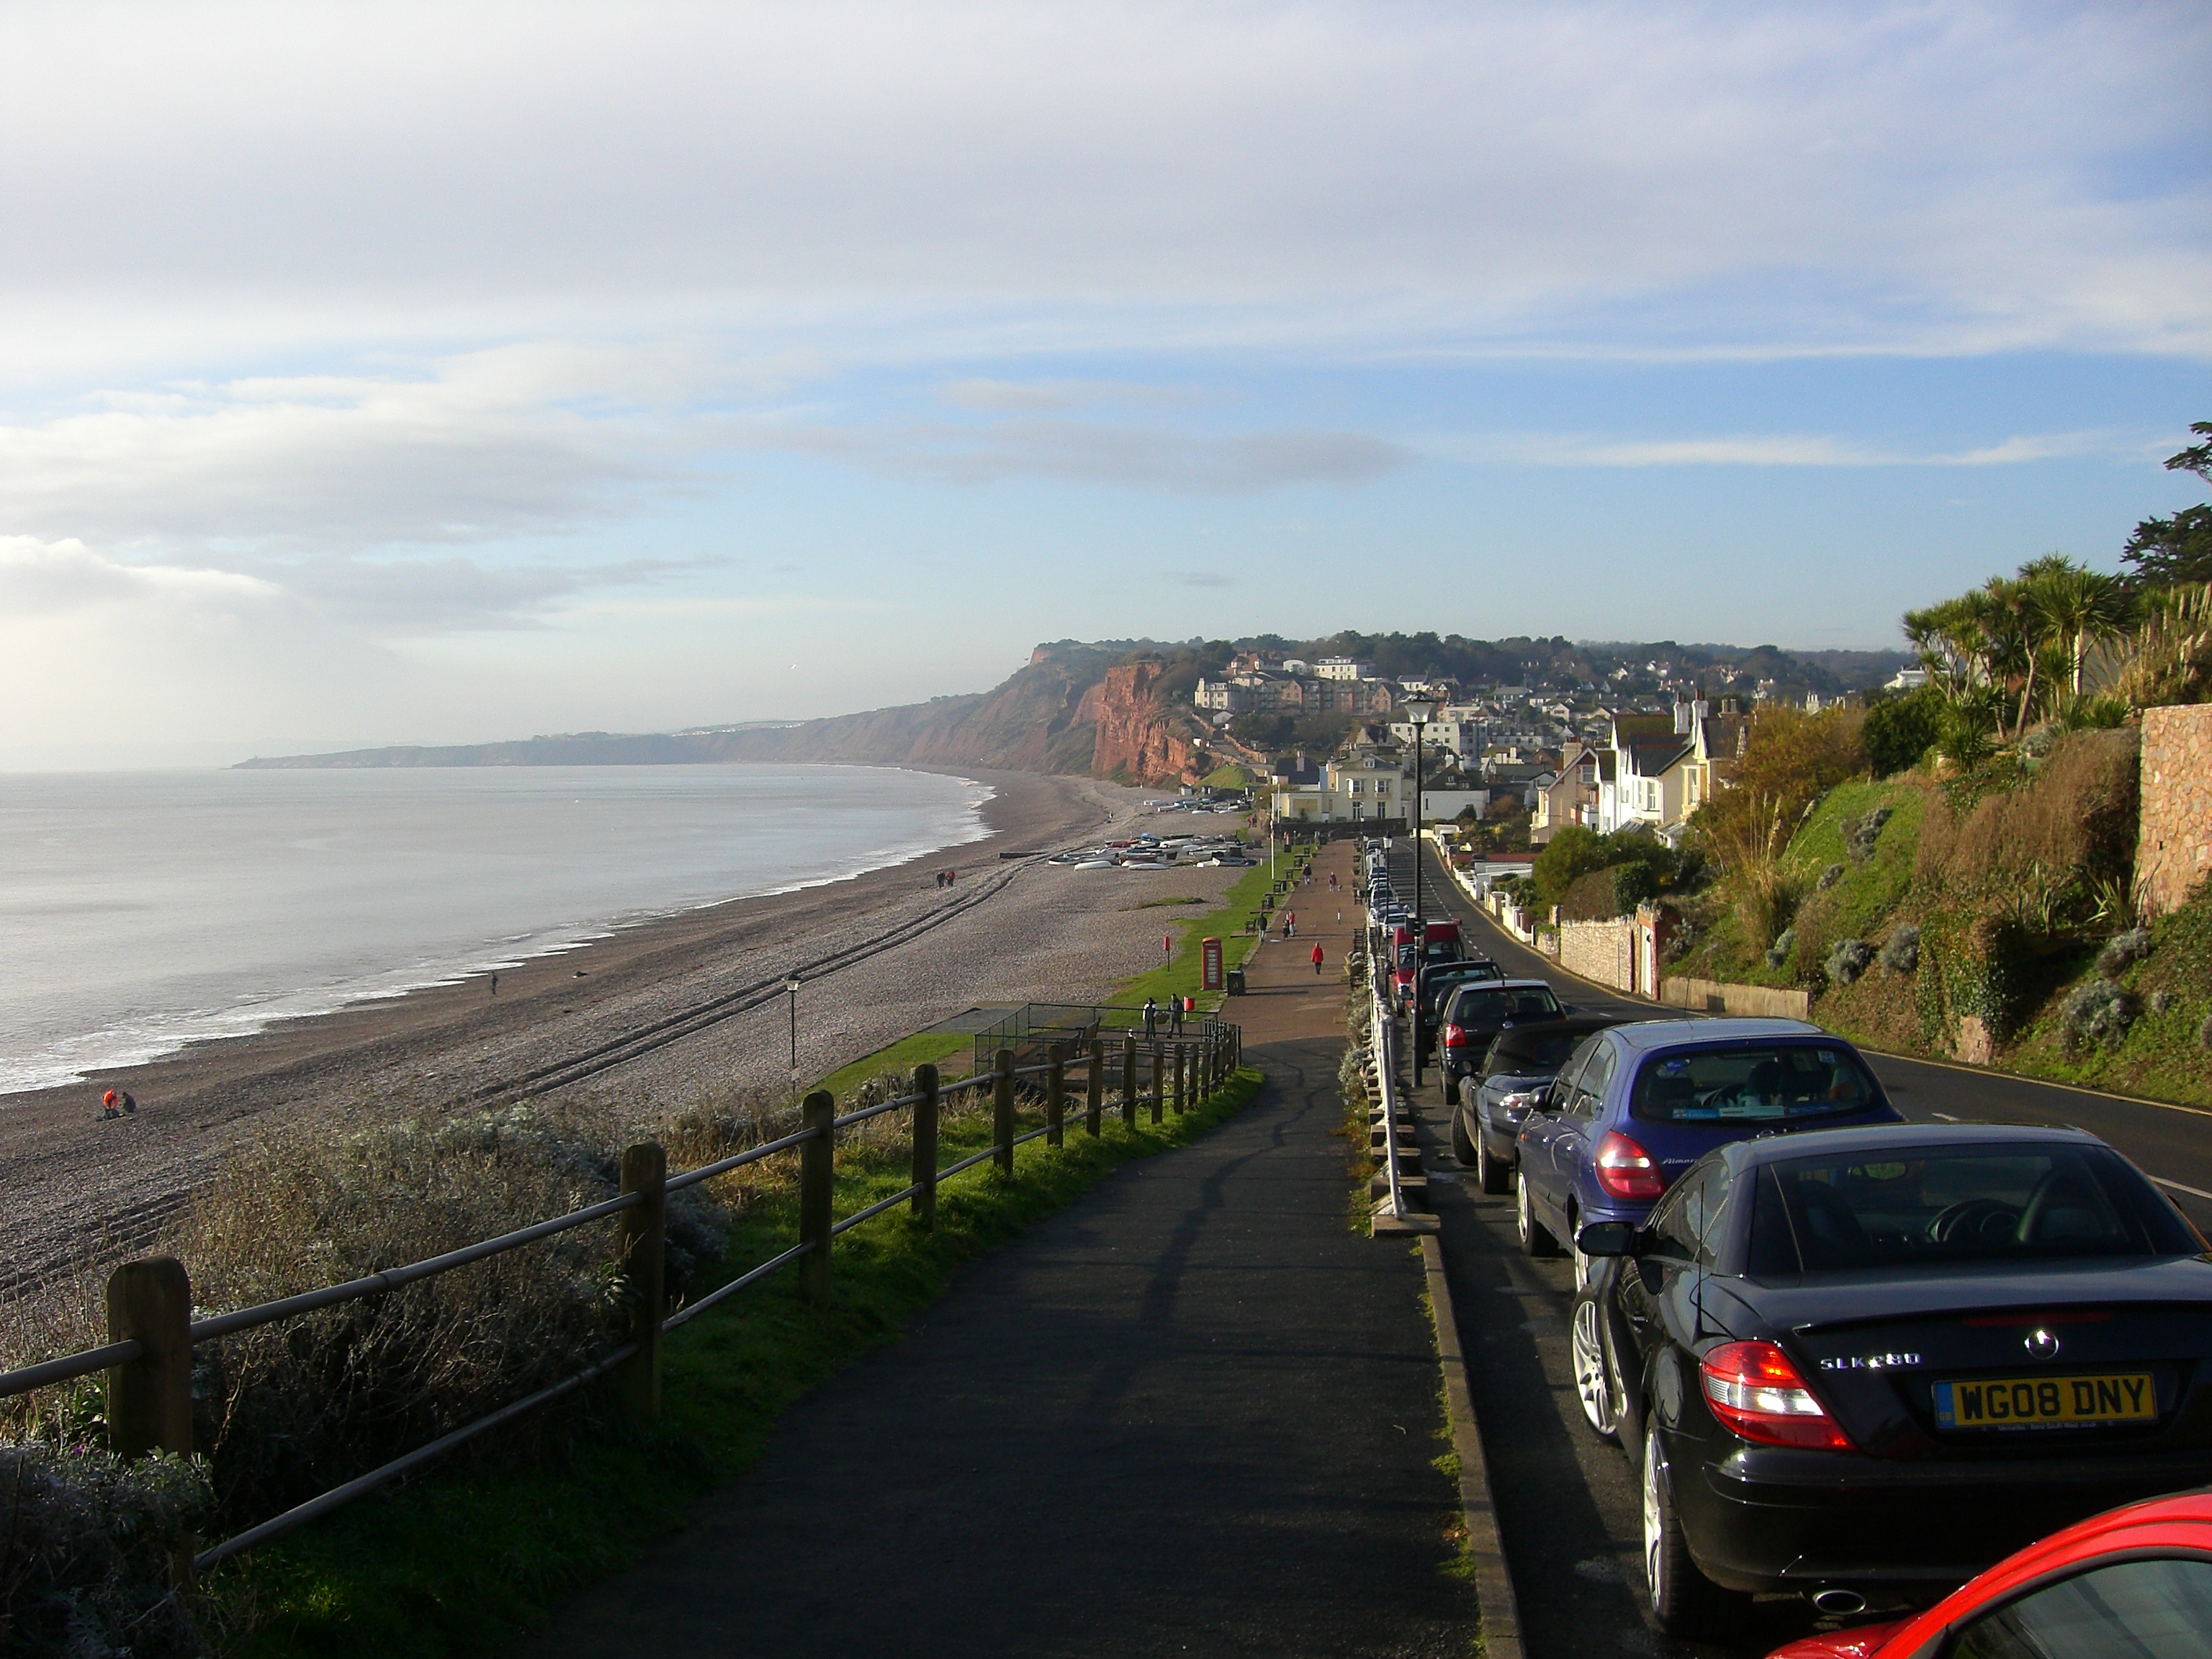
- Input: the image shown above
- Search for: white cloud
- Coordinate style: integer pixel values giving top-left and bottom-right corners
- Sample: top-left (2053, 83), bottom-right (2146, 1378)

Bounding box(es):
top-left (0, 1), bottom-right (2202, 374)
top-left (1443, 428), bottom-right (2133, 468)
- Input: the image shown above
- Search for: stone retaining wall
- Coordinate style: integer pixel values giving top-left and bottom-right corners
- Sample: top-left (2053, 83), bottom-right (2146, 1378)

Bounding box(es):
top-left (2139, 703), bottom-right (2212, 917)
top-left (1557, 916), bottom-right (1636, 991)
top-left (1658, 976), bottom-right (1812, 1021)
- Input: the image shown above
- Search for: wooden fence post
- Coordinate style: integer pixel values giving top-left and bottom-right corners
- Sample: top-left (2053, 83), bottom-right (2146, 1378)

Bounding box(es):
top-left (1047, 1042), bottom-right (1066, 1147)
top-left (617, 1143), bottom-right (666, 1425)
top-left (106, 1257), bottom-right (192, 1462)
top-left (1172, 1044), bottom-right (1185, 1116)
top-left (799, 1090), bottom-right (835, 1307)
top-left (911, 1062), bottom-right (940, 1229)
top-left (1121, 1033), bottom-right (1137, 1129)
top-left (1086, 1038), bottom-right (1104, 1138)
top-left (1150, 1043), bottom-right (1164, 1125)
top-left (993, 1048), bottom-right (1015, 1174)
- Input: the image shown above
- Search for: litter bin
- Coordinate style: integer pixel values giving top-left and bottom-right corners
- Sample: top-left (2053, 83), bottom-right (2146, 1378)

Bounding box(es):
top-left (1225, 967), bottom-right (1246, 997)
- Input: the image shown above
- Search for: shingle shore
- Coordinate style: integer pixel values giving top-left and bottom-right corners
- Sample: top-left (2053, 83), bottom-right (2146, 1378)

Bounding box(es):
top-left (0, 770), bottom-right (1256, 1280)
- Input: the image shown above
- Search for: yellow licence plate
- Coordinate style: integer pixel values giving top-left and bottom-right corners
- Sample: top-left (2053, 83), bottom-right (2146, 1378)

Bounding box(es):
top-left (1933, 1372), bottom-right (2157, 1429)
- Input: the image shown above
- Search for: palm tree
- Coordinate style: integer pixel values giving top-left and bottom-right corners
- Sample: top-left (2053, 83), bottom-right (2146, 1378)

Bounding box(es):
top-left (2023, 557), bottom-right (2132, 701)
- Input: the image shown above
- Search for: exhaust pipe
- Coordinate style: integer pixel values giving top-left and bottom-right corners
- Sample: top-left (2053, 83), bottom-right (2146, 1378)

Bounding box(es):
top-left (1813, 1589), bottom-right (1868, 1617)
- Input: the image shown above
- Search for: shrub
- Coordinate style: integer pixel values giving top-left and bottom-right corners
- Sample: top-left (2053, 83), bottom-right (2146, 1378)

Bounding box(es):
top-left (1817, 863), bottom-right (1845, 891)
top-left (0, 1444), bottom-right (210, 1658)
top-left (1863, 686), bottom-right (1943, 776)
top-left (2059, 979), bottom-right (2134, 1053)
top-left (2149, 990), bottom-right (2176, 1015)
top-left (1765, 926), bottom-right (1795, 970)
top-left (1918, 912), bottom-right (2033, 1046)
top-left (1556, 860), bottom-right (1660, 922)
top-left (2097, 927), bottom-right (2153, 976)
top-left (1880, 924), bottom-right (1921, 975)
top-left (2201, 1014), bottom-right (2212, 1051)
top-left (1842, 806), bottom-right (1893, 863)
top-left (1916, 728), bottom-right (2140, 903)
top-left (1826, 939), bottom-right (1875, 986)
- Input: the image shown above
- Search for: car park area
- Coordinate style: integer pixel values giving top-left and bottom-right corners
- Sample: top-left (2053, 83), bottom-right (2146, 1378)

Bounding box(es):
top-left (1364, 836), bottom-right (2212, 1658)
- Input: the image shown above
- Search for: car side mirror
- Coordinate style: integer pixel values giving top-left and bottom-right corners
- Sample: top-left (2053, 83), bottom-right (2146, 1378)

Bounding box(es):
top-left (1576, 1221), bottom-right (1639, 1258)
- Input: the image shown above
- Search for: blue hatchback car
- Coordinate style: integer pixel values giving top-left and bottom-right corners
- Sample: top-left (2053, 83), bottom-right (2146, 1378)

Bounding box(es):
top-left (1514, 1018), bottom-right (1902, 1287)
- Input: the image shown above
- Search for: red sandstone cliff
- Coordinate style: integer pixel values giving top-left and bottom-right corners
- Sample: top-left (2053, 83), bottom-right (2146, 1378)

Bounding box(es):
top-left (1076, 662), bottom-right (1205, 785)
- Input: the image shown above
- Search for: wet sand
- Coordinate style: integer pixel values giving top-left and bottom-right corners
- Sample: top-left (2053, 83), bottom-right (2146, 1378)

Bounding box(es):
top-left (2, 768), bottom-right (1253, 1284)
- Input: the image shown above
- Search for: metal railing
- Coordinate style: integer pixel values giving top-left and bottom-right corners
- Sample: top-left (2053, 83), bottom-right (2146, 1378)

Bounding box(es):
top-left (2, 1019), bottom-right (1246, 1575)
top-left (1370, 965), bottom-right (1408, 1225)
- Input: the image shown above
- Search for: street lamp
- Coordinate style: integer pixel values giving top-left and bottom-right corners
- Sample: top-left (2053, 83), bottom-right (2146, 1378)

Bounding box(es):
top-left (1401, 693), bottom-right (1439, 1085)
top-left (785, 973), bottom-right (802, 1074)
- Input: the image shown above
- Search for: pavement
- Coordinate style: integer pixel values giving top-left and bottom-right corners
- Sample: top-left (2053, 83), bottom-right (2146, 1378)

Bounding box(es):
top-left (513, 841), bottom-right (1478, 1658)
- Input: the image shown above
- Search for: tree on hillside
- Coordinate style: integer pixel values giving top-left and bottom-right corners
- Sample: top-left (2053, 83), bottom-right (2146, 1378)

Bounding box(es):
top-left (1688, 706), bottom-right (1867, 945)
top-left (2122, 422), bottom-right (2212, 589)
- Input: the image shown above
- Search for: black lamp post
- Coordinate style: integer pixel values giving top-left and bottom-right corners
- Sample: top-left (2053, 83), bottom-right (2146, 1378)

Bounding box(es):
top-left (1401, 693), bottom-right (1439, 1083)
top-left (786, 973), bottom-right (802, 1074)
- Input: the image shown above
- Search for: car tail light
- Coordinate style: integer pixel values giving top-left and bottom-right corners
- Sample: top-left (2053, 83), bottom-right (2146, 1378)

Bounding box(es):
top-left (1442, 1024), bottom-right (1465, 1048)
top-left (1593, 1131), bottom-right (1666, 1200)
top-left (1700, 1341), bottom-right (1853, 1451)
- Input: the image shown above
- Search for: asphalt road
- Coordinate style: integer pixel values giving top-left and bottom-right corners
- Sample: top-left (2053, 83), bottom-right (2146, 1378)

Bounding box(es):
top-left (1369, 839), bottom-right (2212, 1659)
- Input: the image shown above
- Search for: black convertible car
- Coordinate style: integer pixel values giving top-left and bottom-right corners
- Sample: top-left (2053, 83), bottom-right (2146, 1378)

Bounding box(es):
top-left (1570, 1121), bottom-right (2212, 1635)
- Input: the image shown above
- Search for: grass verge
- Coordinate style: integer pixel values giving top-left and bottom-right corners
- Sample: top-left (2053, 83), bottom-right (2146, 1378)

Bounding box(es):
top-left (1115, 854), bottom-right (1308, 1012)
top-left (216, 1066), bottom-right (1267, 1657)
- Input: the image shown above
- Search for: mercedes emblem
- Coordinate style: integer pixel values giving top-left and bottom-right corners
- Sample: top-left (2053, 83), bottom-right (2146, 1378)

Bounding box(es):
top-left (2024, 1328), bottom-right (2062, 1362)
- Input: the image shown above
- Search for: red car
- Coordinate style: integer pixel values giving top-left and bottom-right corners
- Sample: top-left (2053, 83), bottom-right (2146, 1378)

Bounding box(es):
top-left (1766, 1488), bottom-right (2212, 1658)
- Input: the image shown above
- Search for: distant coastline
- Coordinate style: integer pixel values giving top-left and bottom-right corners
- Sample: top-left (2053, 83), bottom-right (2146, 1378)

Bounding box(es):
top-left (234, 727), bottom-right (802, 769)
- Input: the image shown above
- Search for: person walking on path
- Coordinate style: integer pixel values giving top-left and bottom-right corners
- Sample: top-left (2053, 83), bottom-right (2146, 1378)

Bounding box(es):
top-left (1143, 997), bottom-right (1159, 1040)
top-left (1310, 942), bottom-right (1325, 976)
top-left (1169, 997), bottom-right (1184, 1038)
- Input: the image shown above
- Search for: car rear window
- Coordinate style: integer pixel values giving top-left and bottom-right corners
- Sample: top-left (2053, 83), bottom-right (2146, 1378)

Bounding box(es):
top-left (1483, 1029), bottom-right (1586, 1076)
top-left (1450, 986), bottom-right (1561, 1026)
top-left (1747, 1147), bottom-right (2198, 1275)
top-left (1628, 1043), bottom-right (1878, 1126)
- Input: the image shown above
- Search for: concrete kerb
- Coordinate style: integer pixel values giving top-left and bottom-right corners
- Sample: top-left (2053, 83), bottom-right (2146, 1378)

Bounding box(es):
top-left (1421, 1232), bottom-right (1524, 1659)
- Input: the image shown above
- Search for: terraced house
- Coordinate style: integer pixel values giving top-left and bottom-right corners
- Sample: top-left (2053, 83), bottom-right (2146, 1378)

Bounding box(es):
top-left (1267, 729), bottom-right (1404, 824)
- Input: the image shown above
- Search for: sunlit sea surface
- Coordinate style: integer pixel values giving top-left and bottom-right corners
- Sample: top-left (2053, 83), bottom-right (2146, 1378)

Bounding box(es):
top-left (0, 765), bottom-right (992, 1094)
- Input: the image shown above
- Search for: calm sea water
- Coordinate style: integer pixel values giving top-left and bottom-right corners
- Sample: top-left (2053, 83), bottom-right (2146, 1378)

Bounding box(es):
top-left (0, 765), bottom-right (992, 1094)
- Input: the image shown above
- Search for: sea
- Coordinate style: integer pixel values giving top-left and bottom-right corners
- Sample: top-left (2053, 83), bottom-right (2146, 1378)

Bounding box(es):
top-left (0, 765), bottom-right (993, 1095)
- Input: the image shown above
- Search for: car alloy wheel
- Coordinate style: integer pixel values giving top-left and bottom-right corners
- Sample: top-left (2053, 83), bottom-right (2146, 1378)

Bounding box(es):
top-left (1451, 1105), bottom-right (1478, 1168)
top-left (1573, 1237), bottom-right (1591, 1293)
top-left (1475, 1128), bottom-right (1511, 1195)
top-left (1571, 1295), bottom-right (1619, 1439)
top-left (1642, 1423), bottom-right (1741, 1638)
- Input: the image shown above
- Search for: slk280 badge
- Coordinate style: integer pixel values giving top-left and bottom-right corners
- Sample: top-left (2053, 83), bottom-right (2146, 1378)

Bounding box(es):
top-left (1818, 1352), bottom-right (1923, 1372)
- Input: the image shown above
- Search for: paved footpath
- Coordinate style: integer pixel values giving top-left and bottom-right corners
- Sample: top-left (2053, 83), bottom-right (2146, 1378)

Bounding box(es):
top-left (516, 840), bottom-right (1475, 1659)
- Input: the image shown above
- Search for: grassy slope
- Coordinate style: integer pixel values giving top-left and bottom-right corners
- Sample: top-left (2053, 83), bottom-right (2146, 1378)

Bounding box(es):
top-left (1112, 853), bottom-right (1300, 1010)
top-left (1676, 770), bottom-right (2211, 1109)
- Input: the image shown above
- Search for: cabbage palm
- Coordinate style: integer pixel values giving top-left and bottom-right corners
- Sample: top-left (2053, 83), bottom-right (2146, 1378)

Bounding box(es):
top-left (2024, 557), bottom-right (2132, 698)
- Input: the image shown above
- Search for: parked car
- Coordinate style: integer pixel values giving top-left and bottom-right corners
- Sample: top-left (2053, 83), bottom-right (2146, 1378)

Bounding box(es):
top-left (1412, 958), bottom-right (1505, 1062)
top-left (1516, 1019), bottom-right (1899, 1285)
top-left (1453, 1012), bottom-right (1621, 1193)
top-left (1437, 979), bottom-right (1567, 1105)
top-left (1764, 1488), bottom-right (2212, 1657)
top-left (1390, 919), bottom-right (1462, 1001)
top-left (1570, 1121), bottom-right (2212, 1636)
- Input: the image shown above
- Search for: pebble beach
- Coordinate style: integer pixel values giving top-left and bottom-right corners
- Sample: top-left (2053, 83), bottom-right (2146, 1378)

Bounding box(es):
top-left (1, 769), bottom-right (1259, 1284)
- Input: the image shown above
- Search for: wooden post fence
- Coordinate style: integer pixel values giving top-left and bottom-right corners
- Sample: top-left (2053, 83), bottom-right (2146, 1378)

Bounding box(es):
top-left (1047, 1043), bottom-right (1066, 1147)
top-left (1086, 1038), bottom-right (1105, 1138)
top-left (1121, 1033), bottom-right (1137, 1129)
top-left (993, 1047), bottom-right (1015, 1174)
top-left (617, 1142), bottom-right (666, 1424)
top-left (912, 1061), bottom-right (940, 1228)
top-left (799, 1089), bottom-right (835, 1306)
top-left (1172, 1044), bottom-right (1185, 1116)
top-left (106, 1257), bottom-right (192, 1461)
top-left (1150, 1044), bottom-right (1164, 1125)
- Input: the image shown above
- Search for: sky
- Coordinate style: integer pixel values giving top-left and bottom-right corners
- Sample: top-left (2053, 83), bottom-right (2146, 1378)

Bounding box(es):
top-left (2, 1), bottom-right (2208, 767)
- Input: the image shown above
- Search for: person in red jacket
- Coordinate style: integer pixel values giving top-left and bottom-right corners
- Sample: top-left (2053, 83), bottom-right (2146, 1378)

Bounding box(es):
top-left (1310, 942), bottom-right (1325, 976)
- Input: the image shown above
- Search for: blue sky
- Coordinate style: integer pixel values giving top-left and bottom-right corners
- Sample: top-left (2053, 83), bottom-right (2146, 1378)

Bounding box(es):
top-left (1, 1), bottom-right (2207, 765)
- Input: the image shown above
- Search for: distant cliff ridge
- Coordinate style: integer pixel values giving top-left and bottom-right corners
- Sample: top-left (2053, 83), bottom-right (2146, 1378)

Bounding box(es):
top-left (236, 642), bottom-right (1215, 786)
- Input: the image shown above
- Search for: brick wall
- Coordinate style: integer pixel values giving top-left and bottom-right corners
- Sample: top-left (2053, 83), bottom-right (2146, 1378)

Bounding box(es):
top-left (2139, 703), bottom-right (2212, 917)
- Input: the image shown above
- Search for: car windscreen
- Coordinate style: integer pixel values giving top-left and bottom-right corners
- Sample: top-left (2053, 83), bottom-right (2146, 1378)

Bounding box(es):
top-left (1628, 1043), bottom-right (1878, 1126)
top-left (1421, 967), bottom-right (1496, 1014)
top-left (1421, 940), bottom-right (1461, 963)
top-left (1747, 1146), bottom-right (2198, 1275)
top-left (1448, 986), bottom-right (1562, 1028)
top-left (1482, 1028), bottom-right (1587, 1078)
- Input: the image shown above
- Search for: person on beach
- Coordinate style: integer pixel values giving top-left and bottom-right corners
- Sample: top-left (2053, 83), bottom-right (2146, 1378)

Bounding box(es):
top-left (1143, 997), bottom-right (1159, 1040)
top-left (490, 972), bottom-right (498, 997)
top-left (1311, 943), bottom-right (1325, 976)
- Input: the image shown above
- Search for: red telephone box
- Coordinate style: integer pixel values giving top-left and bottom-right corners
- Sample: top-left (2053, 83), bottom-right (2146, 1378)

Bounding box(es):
top-left (1201, 936), bottom-right (1223, 992)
